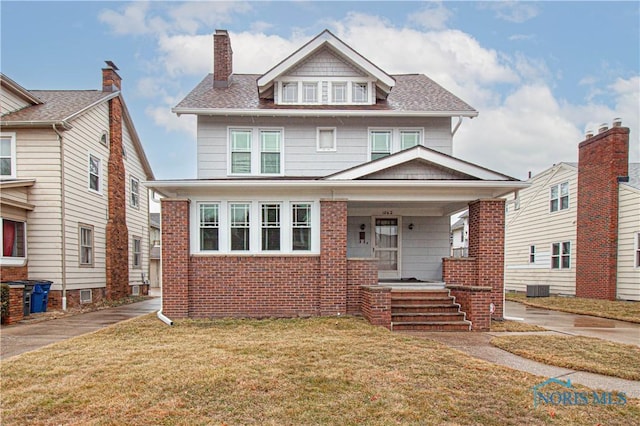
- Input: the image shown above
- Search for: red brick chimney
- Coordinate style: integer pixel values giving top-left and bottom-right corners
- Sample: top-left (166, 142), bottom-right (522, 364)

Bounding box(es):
top-left (102, 61), bottom-right (122, 92)
top-left (575, 120), bottom-right (629, 300)
top-left (213, 29), bottom-right (233, 88)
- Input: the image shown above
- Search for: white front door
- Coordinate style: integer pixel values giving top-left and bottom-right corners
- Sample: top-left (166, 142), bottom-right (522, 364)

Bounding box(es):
top-left (372, 217), bottom-right (401, 280)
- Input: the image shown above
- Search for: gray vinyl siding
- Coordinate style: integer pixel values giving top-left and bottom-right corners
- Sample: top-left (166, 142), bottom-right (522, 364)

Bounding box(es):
top-left (504, 165), bottom-right (578, 295)
top-left (14, 128), bottom-right (63, 284)
top-left (617, 184), bottom-right (640, 301)
top-left (61, 103), bottom-right (109, 291)
top-left (0, 88), bottom-right (30, 114)
top-left (287, 48), bottom-right (366, 77)
top-left (197, 116), bottom-right (452, 178)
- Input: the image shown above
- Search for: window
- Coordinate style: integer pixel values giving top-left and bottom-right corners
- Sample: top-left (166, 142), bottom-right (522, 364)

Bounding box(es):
top-left (261, 204), bottom-right (281, 251)
top-left (303, 83), bottom-right (318, 103)
top-left (400, 131), bottom-right (421, 150)
top-left (1, 133), bottom-right (16, 178)
top-left (529, 245), bottom-right (536, 263)
top-left (635, 232), bottom-right (640, 268)
top-left (99, 131), bottom-right (108, 147)
top-left (292, 203), bottom-right (311, 251)
top-left (370, 131), bottom-right (391, 160)
top-left (130, 177), bottom-right (139, 209)
top-left (550, 182), bottom-right (569, 212)
top-left (230, 203), bottom-right (250, 251)
top-left (230, 130), bottom-right (252, 174)
top-left (332, 82), bottom-right (347, 103)
top-left (353, 82), bottom-right (368, 103)
top-left (132, 237), bottom-right (141, 268)
top-left (317, 128), bottom-right (336, 151)
top-left (2, 218), bottom-right (25, 259)
top-left (199, 203), bottom-right (219, 251)
top-left (282, 82), bottom-right (298, 103)
top-left (551, 241), bottom-right (571, 269)
top-left (79, 225), bottom-right (93, 266)
top-left (260, 131), bottom-right (281, 174)
top-left (88, 154), bottom-right (101, 193)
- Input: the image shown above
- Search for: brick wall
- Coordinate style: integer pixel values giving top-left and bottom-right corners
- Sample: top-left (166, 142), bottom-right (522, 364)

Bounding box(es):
top-left (442, 257), bottom-right (477, 286)
top-left (346, 258), bottom-right (378, 315)
top-left (1, 284), bottom-right (25, 325)
top-left (448, 286), bottom-right (491, 331)
top-left (361, 285), bottom-right (391, 329)
top-left (319, 200), bottom-right (348, 316)
top-left (48, 288), bottom-right (106, 310)
top-left (161, 199), bottom-right (190, 318)
top-left (105, 90), bottom-right (129, 301)
top-left (0, 265), bottom-right (28, 282)
top-left (576, 126), bottom-right (629, 300)
top-left (213, 30), bottom-right (233, 86)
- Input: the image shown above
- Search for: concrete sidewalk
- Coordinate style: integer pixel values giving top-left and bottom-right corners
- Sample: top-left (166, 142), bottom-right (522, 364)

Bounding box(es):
top-left (0, 297), bottom-right (160, 360)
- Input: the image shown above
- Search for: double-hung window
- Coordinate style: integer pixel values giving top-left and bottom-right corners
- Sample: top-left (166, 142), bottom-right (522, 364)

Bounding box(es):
top-left (353, 82), bottom-right (368, 103)
top-left (2, 218), bottom-right (26, 260)
top-left (130, 177), bottom-right (140, 208)
top-left (230, 130), bottom-right (252, 174)
top-left (303, 82), bottom-right (318, 103)
top-left (551, 241), bottom-right (571, 269)
top-left (0, 133), bottom-right (16, 178)
top-left (282, 82), bottom-right (298, 103)
top-left (132, 237), bottom-right (141, 268)
top-left (529, 245), bottom-right (536, 263)
top-left (230, 203), bottom-right (250, 251)
top-left (332, 82), bottom-right (347, 103)
top-left (261, 204), bottom-right (281, 251)
top-left (88, 154), bottom-right (101, 193)
top-left (550, 182), bottom-right (569, 212)
top-left (292, 203), bottom-right (311, 251)
top-left (199, 203), bottom-right (219, 251)
top-left (400, 131), bottom-right (421, 150)
top-left (260, 131), bottom-right (281, 174)
top-left (370, 131), bottom-right (391, 160)
top-left (79, 225), bottom-right (93, 266)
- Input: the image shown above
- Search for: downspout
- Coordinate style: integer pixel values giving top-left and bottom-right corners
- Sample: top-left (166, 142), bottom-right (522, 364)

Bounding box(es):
top-left (451, 115), bottom-right (463, 137)
top-left (52, 124), bottom-right (67, 311)
top-left (157, 310), bottom-right (173, 326)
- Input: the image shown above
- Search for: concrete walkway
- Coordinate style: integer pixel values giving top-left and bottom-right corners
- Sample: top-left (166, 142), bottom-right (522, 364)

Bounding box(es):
top-left (0, 297), bottom-right (160, 360)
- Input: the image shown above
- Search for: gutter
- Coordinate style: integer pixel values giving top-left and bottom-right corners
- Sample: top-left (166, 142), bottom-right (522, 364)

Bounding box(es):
top-left (172, 107), bottom-right (479, 118)
top-left (52, 123), bottom-right (68, 311)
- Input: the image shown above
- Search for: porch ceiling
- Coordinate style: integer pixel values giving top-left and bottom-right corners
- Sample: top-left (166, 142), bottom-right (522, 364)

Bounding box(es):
top-left (348, 200), bottom-right (469, 216)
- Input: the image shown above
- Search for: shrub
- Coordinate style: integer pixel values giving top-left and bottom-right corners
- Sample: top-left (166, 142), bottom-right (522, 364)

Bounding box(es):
top-left (1, 283), bottom-right (10, 320)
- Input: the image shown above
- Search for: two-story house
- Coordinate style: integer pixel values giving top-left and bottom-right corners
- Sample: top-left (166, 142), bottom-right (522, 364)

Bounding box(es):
top-left (151, 30), bottom-right (527, 331)
top-left (0, 64), bottom-right (154, 316)
top-left (505, 121), bottom-right (639, 301)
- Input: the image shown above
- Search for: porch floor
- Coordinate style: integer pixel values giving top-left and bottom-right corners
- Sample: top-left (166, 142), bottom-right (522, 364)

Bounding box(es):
top-left (379, 279), bottom-right (446, 290)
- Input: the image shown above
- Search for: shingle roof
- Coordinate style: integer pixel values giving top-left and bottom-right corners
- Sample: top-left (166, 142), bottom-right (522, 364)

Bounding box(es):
top-left (625, 163), bottom-right (640, 190)
top-left (1, 90), bottom-right (111, 122)
top-left (175, 73), bottom-right (476, 113)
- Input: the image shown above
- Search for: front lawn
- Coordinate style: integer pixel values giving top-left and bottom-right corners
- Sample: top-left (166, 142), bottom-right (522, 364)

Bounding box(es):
top-left (506, 293), bottom-right (640, 323)
top-left (1, 315), bottom-right (638, 425)
top-left (491, 334), bottom-right (640, 381)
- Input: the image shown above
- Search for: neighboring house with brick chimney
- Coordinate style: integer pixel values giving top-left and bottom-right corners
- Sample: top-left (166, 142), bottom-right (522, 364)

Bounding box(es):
top-left (150, 29), bottom-right (527, 331)
top-left (0, 64), bottom-right (154, 313)
top-left (504, 121), bottom-right (639, 301)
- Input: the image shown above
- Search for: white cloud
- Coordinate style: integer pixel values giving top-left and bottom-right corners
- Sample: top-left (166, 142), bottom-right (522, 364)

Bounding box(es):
top-left (481, 1), bottom-right (540, 23)
top-left (408, 2), bottom-right (452, 30)
top-left (98, 2), bottom-right (155, 35)
top-left (146, 104), bottom-right (196, 138)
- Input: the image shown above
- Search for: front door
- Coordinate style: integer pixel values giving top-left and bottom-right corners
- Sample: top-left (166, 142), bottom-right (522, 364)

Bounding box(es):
top-left (373, 217), bottom-right (401, 280)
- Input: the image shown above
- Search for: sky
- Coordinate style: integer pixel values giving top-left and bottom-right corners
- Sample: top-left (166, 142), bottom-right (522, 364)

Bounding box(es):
top-left (1, 1), bottom-right (639, 182)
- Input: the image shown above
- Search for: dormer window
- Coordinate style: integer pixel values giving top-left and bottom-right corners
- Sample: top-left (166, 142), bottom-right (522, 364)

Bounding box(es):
top-left (276, 79), bottom-right (374, 105)
top-left (303, 83), bottom-right (318, 103)
top-left (282, 82), bottom-right (298, 103)
top-left (353, 82), bottom-right (368, 103)
top-left (331, 82), bottom-right (347, 103)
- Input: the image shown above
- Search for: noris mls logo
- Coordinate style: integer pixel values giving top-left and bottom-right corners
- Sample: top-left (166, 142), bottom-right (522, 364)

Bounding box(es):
top-left (532, 378), bottom-right (627, 408)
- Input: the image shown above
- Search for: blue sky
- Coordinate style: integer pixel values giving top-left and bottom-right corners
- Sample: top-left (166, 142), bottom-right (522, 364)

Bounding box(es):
top-left (2, 1), bottom-right (639, 181)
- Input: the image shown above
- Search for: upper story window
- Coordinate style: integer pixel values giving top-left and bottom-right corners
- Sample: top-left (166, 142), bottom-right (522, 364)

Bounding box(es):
top-left (370, 131), bottom-right (392, 160)
top-left (353, 82), bottom-right (368, 103)
top-left (401, 131), bottom-right (421, 150)
top-left (302, 82), bottom-right (318, 103)
top-left (550, 182), bottom-right (569, 212)
top-left (2, 218), bottom-right (26, 261)
top-left (0, 133), bottom-right (16, 179)
top-left (317, 128), bottom-right (337, 152)
top-left (277, 80), bottom-right (373, 105)
top-left (281, 82), bottom-right (298, 103)
top-left (88, 154), bottom-right (102, 193)
top-left (130, 177), bottom-right (140, 209)
top-left (229, 128), bottom-right (283, 176)
top-left (369, 128), bottom-right (424, 161)
top-left (331, 82), bottom-right (347, 103)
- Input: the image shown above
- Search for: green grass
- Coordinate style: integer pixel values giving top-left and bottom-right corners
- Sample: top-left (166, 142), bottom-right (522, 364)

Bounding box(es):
top-left (1, 315), bottom-right (638, 425)
top-left (506, 293), bottom-right (640, 323)
top-left (491, 334), bottom-right (640, 381)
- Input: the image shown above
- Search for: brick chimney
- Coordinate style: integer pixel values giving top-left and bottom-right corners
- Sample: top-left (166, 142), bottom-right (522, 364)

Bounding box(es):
top-left (575, 121), bottom-right (630, 300)
top-left (102, 61), bottom-right (122, 92)
top-left (213, 29), bottom-right (233, 88)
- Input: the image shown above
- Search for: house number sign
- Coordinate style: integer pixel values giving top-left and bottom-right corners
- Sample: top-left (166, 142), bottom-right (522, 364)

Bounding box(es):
top-left (382, 210), bottom-right (393, 215)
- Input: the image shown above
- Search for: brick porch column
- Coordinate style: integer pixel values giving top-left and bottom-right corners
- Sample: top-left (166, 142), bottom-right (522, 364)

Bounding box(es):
top-left (161, 198), bottom-right (190, 318)
top-left (468, 198), bottom-right (506, 319)
top-left (319, 199), bottom-right (347, 316)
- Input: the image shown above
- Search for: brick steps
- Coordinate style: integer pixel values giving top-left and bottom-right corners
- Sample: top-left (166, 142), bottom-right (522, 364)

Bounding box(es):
top-left (390, 289), bottom-right (471, 332)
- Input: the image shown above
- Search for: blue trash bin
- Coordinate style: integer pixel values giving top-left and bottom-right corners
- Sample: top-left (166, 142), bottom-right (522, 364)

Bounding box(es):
top-left (37, 281), bottom-right (53, 312)
top-left (31, 284), bottom-right (44, 313)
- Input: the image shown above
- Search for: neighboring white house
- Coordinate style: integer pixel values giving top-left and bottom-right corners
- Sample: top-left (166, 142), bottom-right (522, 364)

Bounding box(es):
top-left (450, 211), bottom-right (468, 257)
top-left (505, 122), bottom-right (639, 301)
top-left (0, 64), bottom-right (154, 309)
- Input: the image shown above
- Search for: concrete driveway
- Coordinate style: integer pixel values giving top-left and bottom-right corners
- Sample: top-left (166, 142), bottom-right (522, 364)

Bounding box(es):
top-left (0, 297), bottom-right (160, 360)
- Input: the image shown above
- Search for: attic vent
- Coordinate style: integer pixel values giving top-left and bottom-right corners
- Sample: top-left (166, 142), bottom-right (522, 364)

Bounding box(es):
top-left (99, 131), bottom-right (108, 146)
top-left (132, 285), bottom-right (140, 296)
top-left (80, 289), bottom-right (92, 304)
top-left (598, 123), bottom-right (609, 133)
top-left (612, 118), bottom-right (622, 127)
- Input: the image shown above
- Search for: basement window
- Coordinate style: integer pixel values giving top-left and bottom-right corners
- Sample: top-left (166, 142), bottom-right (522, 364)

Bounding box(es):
top-left (80, 289), bottom-right (92, 304)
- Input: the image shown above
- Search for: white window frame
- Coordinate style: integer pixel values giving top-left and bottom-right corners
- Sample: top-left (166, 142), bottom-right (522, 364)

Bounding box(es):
top-left (79, 224), bottom-right (94, 267)
top-left (229, 128), bottom-right (253, 175)
top-left (302, 82), bottom-right (319, 103)
top-left (261, 203), bottom-right (282, 251)
top-left (291, 202), bottom-right (312, 252)
top-left (281, 82), bottom-right (298, 104)
top-left (352, 82), bottom-right (370, 104)
top-left (1, 217), bottom-right (27, 266)
top-left (227, 127), bottom-right (284, 177)
top-left (199, 203), bottom-right (220, 252)
top-left (317, 127), bottom-right (337, 152)
top-left (276, 78), bottom-right (375, 105)
top-left (635, 232), bottom-right (640, 268)
top-left (551, 241), bottom-right (571, 270)
top-left (368, 128), bottom-right (424, 161)
top-left (229, 203), bottom-right (251, 252)
top-left (550, 182), bottom-right (569, 212)
top-left (191, 199), bottom-right (320, 254)
top-left (132, 236), bottom-right (142, 268)
top-left (0, 132), bottom-right (17, 179)
top-left (88, 153), bottom-right (102, 194)
top-left (130, 176), bottom-right (140, 209)
top-left (400, 130), bottom-right (422, 151)
top-left (369, 130), bottom-right (392, 161)
top-left (330, 82), bottom-right (347, 104)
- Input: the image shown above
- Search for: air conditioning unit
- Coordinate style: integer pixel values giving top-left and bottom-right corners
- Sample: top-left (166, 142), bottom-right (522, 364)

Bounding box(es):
top-left (526, 285), bottom-right (550, 298)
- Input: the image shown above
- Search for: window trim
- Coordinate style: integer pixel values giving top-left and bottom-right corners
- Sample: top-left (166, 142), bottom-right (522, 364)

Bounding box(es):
top-left (261, 203), bottom-right (282, 251)
top-left (316, 127), bottom-right (337, 152)
top-left (368, 128), bottom-right (424, 161)
top-left (1, 217), bottom-right (27, 265)
top-left (352, 82), bottom-right (370, 104)
top-left (369, 129), bottom-right (392, 161)
top-left (229, 202), bottom-right (251, 252)
top-left (550, 182), bottom-right (570, 213)
top-left (132, 236), bottom-right (142, 269)
top-left (329, 81), bottom-right (347, 104)
top-left (635, 232), bottom-right (640, 268)
top-left (227, 127), bottom-right (284, 177)
top-left (0, 132), bottom-right (17, 179)
top-left (88, 153), bottom-right (102, 194)
top-left (551, 241), bottom-right (571, 270)
top-left (130, 176), bottom-right (140, 209)
top-left (280, 81), bottom-right (299, 104)
top-left (199, 202), bottom-right (220, 252)
top-left (302, 82), bottom-right (320, 103)
top-left (79, 224), bottom-right (94, 267)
